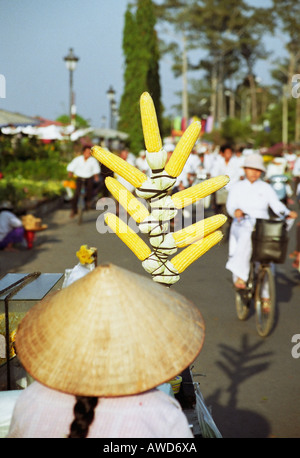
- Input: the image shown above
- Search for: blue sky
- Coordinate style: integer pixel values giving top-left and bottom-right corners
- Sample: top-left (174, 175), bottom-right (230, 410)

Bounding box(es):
top-left (0, 0), bottom-right (289, 127)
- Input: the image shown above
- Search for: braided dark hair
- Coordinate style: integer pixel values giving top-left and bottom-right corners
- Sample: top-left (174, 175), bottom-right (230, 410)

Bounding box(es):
top-left (68, 396), bottom-right (99, 438)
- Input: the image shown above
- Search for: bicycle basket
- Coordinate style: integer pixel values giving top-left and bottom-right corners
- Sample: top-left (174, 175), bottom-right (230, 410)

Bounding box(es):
top-left (251, 218), bottom-right (288, 264)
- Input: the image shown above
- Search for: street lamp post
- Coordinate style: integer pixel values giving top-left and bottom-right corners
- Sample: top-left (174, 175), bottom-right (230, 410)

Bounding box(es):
top-left (106, 86), bottom-right (116, 129)
top-left (63, 48), bottom-right (79, 126)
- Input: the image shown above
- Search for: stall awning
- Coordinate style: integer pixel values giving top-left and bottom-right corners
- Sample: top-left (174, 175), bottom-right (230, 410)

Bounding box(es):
top-left (0, 109), bottom-right (39, 128)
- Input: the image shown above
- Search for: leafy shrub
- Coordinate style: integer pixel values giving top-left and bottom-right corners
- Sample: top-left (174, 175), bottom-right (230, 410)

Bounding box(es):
top-left (0, 177), bottom-right (64, 210)
top-left (2, 158), bottom-right (67, 181)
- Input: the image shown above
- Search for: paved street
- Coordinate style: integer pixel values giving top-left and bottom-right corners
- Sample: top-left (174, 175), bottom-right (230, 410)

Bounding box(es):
top-left (1, 201), bottom-right (299, 438)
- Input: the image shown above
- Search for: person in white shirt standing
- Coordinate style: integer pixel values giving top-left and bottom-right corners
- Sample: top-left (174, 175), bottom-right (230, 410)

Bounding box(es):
top-left (67, 145), bottom-right (101, 217)
top-left (225, 154), bottom-right (297, 289)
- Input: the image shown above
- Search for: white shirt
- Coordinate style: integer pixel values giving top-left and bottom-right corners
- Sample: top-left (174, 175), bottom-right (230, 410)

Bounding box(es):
top-left (226, 178), bottom-right (291, 220)
top-left (293, 157), bottom-right (300, 177)
top-left (175, 153), bottom-right (201, 188)
top-left (265, 162), bottom-right (286, 179)
top-left (8, 381), bottom-right (193, 438)
top-left (67, 155), bottom-right (100, 179)
top-left (202, 153), bottom-right (216, 175)
top-left (210, 156), bottom-right (244, 189)
top-left (0, 211), bottom-right (23, 242)
top-left (136, 156), bottom-right (151, 176)
top-left (115, 154), bottom-right (137, 192)
top-left (185, 153), bottom-right (201, 174)
top-left (233, 154), bottom-right (245, 169)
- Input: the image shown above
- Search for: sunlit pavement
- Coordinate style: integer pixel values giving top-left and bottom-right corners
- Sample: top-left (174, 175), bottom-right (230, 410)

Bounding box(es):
top-left (1, 202), bottom-right (300, 438)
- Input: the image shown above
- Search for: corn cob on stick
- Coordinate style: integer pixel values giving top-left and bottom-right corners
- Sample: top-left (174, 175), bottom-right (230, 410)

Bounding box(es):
top-left (171, 175), bottom-right (229, 209)
top-left (105, 213), bottom-right (151, 261)
top-left (173, 214), bottom-right (227, 248)
top-left (91, 146), bottom-right (147, 188)
top-left (164, 121), bottom-right (201, 177)
top-left (105, 177), bottom-right (149, 223)
top-left (170, 230), bottom-right (223, 273)
top-left (140, 92), bottom-right (162, 153)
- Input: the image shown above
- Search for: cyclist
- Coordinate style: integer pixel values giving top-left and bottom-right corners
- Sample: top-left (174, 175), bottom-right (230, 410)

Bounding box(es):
top-left (67, 145), bottom-right (100, 217)
top-left (225, 153), bottom-right (297, 290)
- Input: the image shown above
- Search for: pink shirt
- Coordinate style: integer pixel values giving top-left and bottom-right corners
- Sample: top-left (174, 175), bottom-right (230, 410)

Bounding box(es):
top-left (7, 381), bottom-right (193, 438)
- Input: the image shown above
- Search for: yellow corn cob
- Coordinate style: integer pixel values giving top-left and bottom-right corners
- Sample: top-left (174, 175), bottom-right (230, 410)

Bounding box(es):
top-left (171, 175), bottom-right (229, 209)
top-left (91, 146), bottom-right (147, 188)
top-left (105, 213), bottom-right (151, 261)
top-left (140, 92), bottom-right (162, 153)
top-left (105, 177), bottom-right (149, 223)
top-left (164, 121), bottom-right (201, 177)
top-left (173, 214), bottom-right (227, 248)
top-left (170, 230), bottom-right (223, 273)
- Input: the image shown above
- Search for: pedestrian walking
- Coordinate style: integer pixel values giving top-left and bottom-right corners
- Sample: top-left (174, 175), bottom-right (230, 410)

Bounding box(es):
top-left (210, 144), bottom-right (244, 215)
top-left (67, 145), bottom-right (101, 217)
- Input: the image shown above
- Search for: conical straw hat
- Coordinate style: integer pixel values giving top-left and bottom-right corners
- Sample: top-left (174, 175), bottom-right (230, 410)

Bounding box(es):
top-left (15, 264), bottom-right (205, 397)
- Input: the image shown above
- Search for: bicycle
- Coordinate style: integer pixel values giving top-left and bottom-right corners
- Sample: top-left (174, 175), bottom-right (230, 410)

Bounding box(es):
top-left (235, 260), bottom-right (276, 337)
top-left (77, 183), bottom-right (86, 225)
top-left (235, 216), bottom-right (289, 337)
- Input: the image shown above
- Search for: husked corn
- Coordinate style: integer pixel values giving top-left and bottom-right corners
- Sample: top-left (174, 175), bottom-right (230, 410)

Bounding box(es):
top-left (171, 175), bottom-right (230, 209)
top-left (170, 231), bottom-right (223, 273)
top-left (91, 146), bottom-right (147, 188)
top-left (173, 214), bottom-right (227, 247)
top-left (140, 92), bottom-right (162, 153)
top-left (105, 213), bottom-right (151, 261)
top-left (165, 121), bottom-right (201, 177)
top-left (105, 177), bottom-right (149, 223)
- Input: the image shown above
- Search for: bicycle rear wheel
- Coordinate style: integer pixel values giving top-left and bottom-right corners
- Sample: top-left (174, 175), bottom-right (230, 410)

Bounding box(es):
top-left (254, 266), bottom-right (276, 337)
top-left (77, 208), bottom-right (83, 225)
top-left (77, 191), bottom-right (85, 225)
top-left (235, 264), bottom-right (254, 321)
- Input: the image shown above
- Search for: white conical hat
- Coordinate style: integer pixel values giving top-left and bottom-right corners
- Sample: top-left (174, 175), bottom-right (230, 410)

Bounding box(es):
top-left (15, 263), bottom-right (205, 397)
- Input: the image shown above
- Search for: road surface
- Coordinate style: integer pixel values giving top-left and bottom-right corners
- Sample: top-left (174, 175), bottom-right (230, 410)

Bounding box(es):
top-left (1, 202), bottom-right (299, 438)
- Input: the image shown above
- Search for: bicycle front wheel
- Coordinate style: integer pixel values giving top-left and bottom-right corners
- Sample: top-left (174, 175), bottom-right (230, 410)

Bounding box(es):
top-left (254, 266), bottom-right (276, 337)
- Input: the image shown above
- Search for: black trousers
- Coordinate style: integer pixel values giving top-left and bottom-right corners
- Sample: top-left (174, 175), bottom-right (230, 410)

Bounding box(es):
top-left (72, 177), bottom-right (94, 213)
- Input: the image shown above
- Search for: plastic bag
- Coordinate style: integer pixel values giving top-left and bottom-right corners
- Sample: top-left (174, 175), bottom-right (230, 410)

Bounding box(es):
top-left (195, 384), bottom-right (222, 438)
top-left (62, 262), bottom-right (95, 289)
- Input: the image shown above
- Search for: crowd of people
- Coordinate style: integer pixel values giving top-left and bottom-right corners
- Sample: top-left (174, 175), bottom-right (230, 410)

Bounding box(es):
top-left (108, 140), bottom-right (300, 282)
top-left (2, 140), bottom-right (300, 278)
top-left (1, 138), bottom-right (300, 439)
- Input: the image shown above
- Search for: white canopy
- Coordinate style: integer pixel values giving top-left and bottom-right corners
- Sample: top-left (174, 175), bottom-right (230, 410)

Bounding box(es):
top-left (92, 127), bottom-right (128, 140)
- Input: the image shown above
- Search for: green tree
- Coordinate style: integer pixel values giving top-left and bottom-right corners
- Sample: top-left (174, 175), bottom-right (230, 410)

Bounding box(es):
top-left (236, 6), bottom-right (275, 125)
top-left (56, 114), bottom-right (90, 128)
top-left (119, 0), bottom-right (161, 154)
top-left (155, 0), bottom-right (274, 129)
top-left (272, 0), bottom-right (300, 143)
